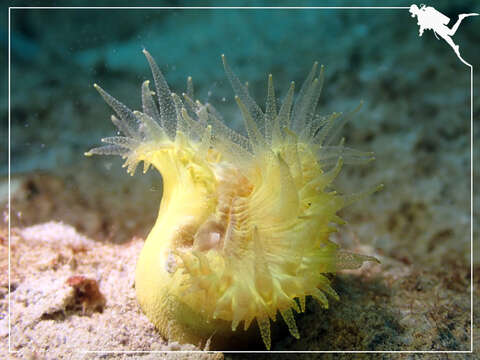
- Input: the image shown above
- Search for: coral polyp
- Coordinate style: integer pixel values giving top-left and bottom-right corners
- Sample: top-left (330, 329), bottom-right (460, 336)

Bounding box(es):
top-left (86, 50), bottom-right (380, 350)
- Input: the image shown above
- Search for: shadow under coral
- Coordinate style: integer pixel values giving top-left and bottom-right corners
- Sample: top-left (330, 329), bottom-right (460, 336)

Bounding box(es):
top-left (265, 274), bottom-right (403, 351)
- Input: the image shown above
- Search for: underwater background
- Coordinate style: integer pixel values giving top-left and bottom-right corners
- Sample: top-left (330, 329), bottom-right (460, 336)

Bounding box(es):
top-left (2, 0), bottom-right (479, 357)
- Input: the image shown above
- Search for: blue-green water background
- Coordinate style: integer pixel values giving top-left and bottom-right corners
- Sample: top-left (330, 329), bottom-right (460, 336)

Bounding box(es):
top-left (5, 0), bottom-right (478, 175)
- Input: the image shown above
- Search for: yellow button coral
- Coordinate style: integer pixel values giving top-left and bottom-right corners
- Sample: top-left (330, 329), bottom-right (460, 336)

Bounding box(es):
top-left (86, 50), bottom-right (380, 350)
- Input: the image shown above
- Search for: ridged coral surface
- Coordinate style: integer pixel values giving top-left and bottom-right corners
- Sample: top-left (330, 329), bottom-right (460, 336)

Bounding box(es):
top-left (86, 50), bottom-right (379, 349)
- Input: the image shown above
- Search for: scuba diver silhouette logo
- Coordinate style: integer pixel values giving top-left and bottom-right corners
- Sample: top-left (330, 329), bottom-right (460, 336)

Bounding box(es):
top-left (409, 4), bottom-right (478, 66)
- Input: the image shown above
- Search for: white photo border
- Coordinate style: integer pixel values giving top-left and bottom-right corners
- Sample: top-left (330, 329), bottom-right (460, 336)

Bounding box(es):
top-left (7, 5), bottom-right (474, 355)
